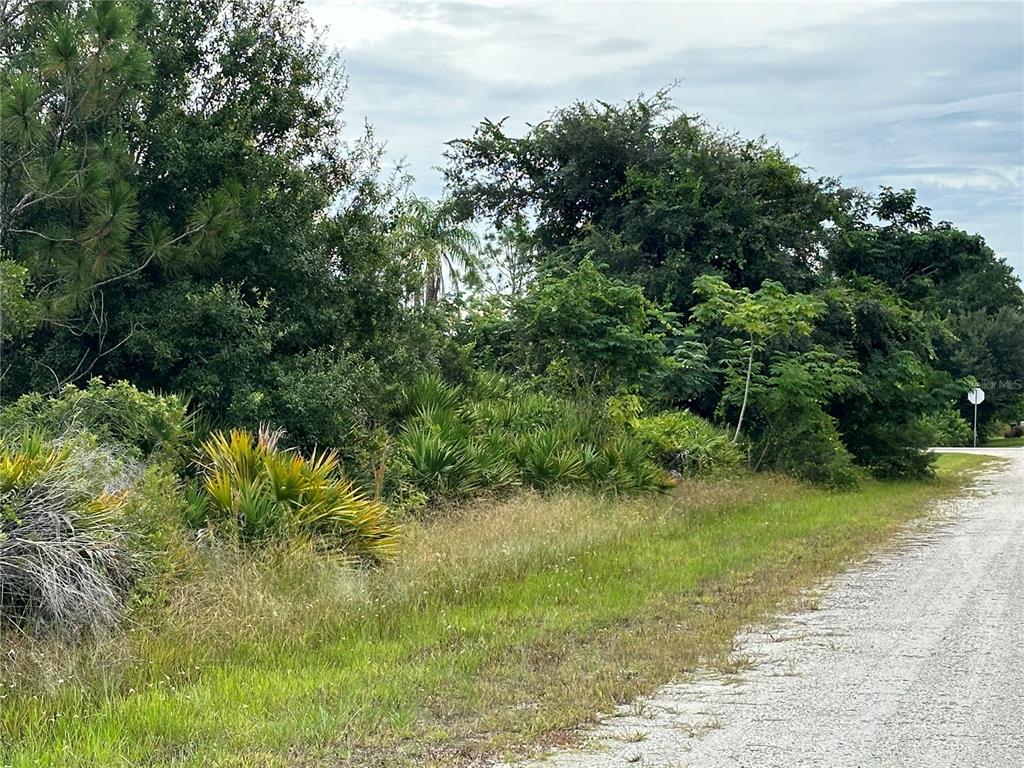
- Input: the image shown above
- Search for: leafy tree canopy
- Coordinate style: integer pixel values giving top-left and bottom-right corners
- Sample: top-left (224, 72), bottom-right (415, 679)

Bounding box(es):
top-left (445, 92), bottom-right (849, 311)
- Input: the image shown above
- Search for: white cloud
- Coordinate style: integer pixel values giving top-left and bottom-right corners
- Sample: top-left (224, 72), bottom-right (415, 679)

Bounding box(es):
top-left (305, 0), bottom-right (1024, 276)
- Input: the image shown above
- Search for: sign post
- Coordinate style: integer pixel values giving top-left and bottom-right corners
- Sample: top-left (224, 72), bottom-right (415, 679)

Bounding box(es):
top-left (967, 387), bottom-right (985, 448)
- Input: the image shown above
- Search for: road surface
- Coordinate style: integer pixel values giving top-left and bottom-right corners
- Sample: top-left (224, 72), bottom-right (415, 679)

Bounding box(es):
top-left (505, 447), bottom-right (1024, 768)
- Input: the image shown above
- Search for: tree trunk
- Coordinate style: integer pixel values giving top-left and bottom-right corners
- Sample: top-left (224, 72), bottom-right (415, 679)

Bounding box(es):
top-left (733, 338), bottom-right (755, 443)
top-left (424, 269), bottom-right (440, 305)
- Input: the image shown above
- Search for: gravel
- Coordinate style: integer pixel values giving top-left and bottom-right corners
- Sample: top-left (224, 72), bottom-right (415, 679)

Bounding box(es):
top-left (503, 448), bottom-right (1024, 768)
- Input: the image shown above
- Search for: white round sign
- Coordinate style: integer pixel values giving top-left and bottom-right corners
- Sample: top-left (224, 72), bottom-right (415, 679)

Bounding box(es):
top-left (967, 387), bottom-right (985, 405)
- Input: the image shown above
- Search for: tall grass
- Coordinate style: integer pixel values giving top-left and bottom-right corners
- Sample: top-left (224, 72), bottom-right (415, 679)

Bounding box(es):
top-left (0, 454), bottom-right (992, 767)
top-left (0, 433), bottom-right (161, 636)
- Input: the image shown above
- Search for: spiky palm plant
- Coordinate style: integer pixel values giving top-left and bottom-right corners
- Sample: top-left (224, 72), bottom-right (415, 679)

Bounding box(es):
top-left (630, 411), bottom-right (741, 475)
top-left (514, 428), bottom-right (587, 489)
top-left (400, 425), bottom-right (482, 499)
top-left (196, 430), bottom-right (398, 561)
top-left (399, 373), bottom-right (465, 418)
top-left (598, 435), bottom-right (667, 493)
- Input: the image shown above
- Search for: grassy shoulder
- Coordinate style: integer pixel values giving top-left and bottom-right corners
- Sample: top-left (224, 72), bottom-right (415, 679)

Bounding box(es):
top-left (0, 453), bottom-right (997, 768)
top-left (984, 435), bottom-right (1024, 448)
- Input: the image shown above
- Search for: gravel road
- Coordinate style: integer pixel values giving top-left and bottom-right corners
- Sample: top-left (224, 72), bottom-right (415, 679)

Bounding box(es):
top-left (504, 448), bottom-right (1024, 768)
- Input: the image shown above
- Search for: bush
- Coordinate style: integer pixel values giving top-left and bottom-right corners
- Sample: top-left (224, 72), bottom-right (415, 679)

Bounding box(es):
top-left (0, 379), bottom-right (193, 465)
top-left (630, 410), bottom-right (741, 476)
top-left (919, 408), bottom-right (973, 447)
top-left (462, 258), bottom-right (681, 398)
top-left (391, 373), bottom-right (666, 502)
top-left (270, 350), bottom-right (393, 460)
top-left (190, 429), bottom-right (399, 561)
top-left (758, 403), bottom-right (860, 488)
top-left (0, 432), bottom-right (162, 636)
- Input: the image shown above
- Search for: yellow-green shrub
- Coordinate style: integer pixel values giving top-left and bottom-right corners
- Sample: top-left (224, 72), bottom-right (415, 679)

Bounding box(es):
top-left (191, 429), bottom-right (399, 561)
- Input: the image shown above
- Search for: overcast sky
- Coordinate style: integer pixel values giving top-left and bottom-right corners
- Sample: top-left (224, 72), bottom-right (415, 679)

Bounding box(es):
top-left (307, 1), bottom-right (1024, 276)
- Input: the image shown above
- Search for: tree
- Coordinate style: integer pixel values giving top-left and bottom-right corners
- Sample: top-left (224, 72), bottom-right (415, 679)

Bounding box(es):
top-left (463, 259), bottom-right (689, 398)
top-left (692, 275), bottom-right (824, 441)
top-left (0, 0), bottom-right (242, 333)
top-left (0, 0), bottom-right (426, 434)
top-left (446, 93), bottom-right (848, 311)
top-left (393, 197), bottom-right (480, 305)
top-left (943, 308), bottom-right (1024, 432)
top-left (816, 278), bottom-right (964, 477)
top-left (827, 187), bottom-right (1022, 316)
top-left (825, 186), bottom-right (1024, 437)
top-left (480, 219), bottom-right (535, 297)
top-left (753, 348), bottom-right (861, 486)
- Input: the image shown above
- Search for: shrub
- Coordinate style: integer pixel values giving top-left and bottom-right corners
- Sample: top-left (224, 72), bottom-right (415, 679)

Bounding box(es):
top-left (392, 373), bottom-right (666, 501)
top-left (758, 403), bottom-right (860, 488)
top-left (398, 373), bottom-right (465, 418)
top-left (512, 428), bottom-right (587, 489)
top-left (270, 350), bottom-right (395, 479)
top-left (401, 424), bottom-right (484, 500)
top-left (0, 379), bottom-right (193, 465)
top-left (466, 258), bottom-right (681, 397)
top-left (630, 411), bottom-right (741, 476)
top-left (0, 433), bottom-right (157, 636)
top-left (919, 408), bottom-right (973, 447)
top-left (191, 429), bottom-right (399, 561)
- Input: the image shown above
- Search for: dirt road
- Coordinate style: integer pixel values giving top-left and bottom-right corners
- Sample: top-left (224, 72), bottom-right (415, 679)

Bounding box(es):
top-left (506, 448), bottom-right (1024, 768)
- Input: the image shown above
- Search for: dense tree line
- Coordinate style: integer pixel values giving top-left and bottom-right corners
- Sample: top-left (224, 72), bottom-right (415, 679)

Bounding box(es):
top-left (3, 0), bottom-right (1022, 487)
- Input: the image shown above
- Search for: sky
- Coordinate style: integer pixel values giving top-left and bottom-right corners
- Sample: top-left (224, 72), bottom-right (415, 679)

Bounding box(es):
top-left (307, 1), bottom-right (1024, 277)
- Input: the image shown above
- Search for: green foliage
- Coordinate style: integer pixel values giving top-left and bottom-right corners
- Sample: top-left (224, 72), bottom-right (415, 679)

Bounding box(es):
top-left (0, 8), bottom-right (1018, 508)
top-left (692, 276), bottom-right (827, 441)
top-left (758, 401), bottom-right (860, 488)
top-left (821, 280), bottom-right (955, 477)
top-left (393, 197), bottom-right (481, 304)
top-left (941, 308), bottom-right (1024, 434)
top-left (450, 92), bottom-right (1021, 482)
top-left (460, 259), bottom-right (689, 398)
top-left (751, 349), bottom-right (861, 487)
top-left (0, 0), bottom-right (425, 436)
top-left (269, 350), bottom-right (395, 475)
top-left (630, 411), bottom-right (741, 476)
top-left (0, 430), bottom-right (67, 493)
top-left (515, 259), bottom-right (681, 395)
top-left (391, 373), bottom-right (666, 503)
top-left (918, 408), bottom-right (973, 447)
top-left (0, 379), bottom-right (193, 463)
top-left (692, 275), bottom-right (824, 339)
top-left (399, 373), bottom-right (465, 418)
top-left (446, 93), bottom-right (839, 310)
top-left (0, 260), bottom-right (38, 339)
top-left (193, 429), bottom-right (399, 560)
top-left (829, 188), bottom-right (1022, 316)
top-left (0, 1), bottom-right (243, 316)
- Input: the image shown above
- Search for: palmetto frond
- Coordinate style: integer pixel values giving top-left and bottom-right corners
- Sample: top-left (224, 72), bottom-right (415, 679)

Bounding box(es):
top-left (195, 430), bottom-right (398, 560)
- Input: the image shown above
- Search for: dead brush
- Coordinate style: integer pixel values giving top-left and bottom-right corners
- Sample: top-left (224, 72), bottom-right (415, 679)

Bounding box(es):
top-left (0, 435), bottom-right (147, 637)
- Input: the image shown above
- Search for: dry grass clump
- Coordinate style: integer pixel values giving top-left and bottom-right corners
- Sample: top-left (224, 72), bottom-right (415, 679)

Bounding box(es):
top-left (0, 434), bottom-right (149, 637)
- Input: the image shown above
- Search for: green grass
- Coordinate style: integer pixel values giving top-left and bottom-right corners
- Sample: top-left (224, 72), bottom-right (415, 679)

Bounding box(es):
top-left (984, 435), bottom-right (1024, 447)
top-left (0, 454), bottom-right (996, 768)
